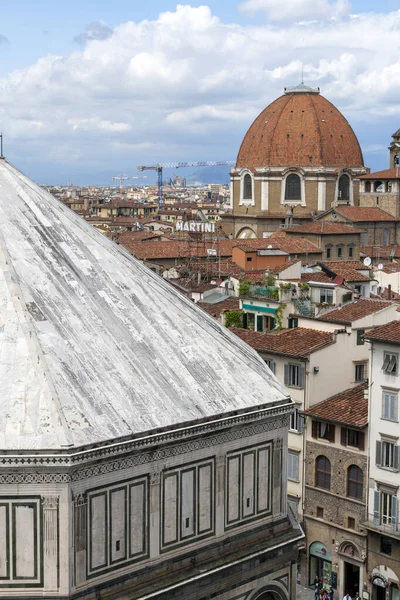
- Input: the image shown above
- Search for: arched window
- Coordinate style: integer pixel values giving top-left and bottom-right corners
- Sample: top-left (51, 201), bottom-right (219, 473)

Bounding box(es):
top-left (285, 174), bottom-right (301, 201)
top-left (338, 174), bottom-right (350, 201)
top-left (365, 181), bottom-right (371, 192)
top-left (243, 174), bottom-right (252, 200)
top-left (316, 456), bottom-right (331, 490)
top-left (347, 465), bottom-right (363, 500)
top-left (374, 181), bottom-right (383, 192)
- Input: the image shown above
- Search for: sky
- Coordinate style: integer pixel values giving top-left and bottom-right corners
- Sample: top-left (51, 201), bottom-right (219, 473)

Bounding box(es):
top-left (0, 0), bottom-right (400, 184)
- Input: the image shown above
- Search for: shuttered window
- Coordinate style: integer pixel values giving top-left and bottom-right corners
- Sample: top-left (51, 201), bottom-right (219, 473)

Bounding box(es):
top-left (341, 427), bottom-right (365, 450)
top-left (382, 353), bottom-right (398, 375)
top-left (376, 440), bottom-right (399, 470)
top-left (290, 407), bottom-right (303, 433)
top-left (284, 363), bottom-right (305, 388)
top-left (382, 392), bottom-right (397, 421)
top-left (288, 451), bottom-right (300, 481)
top-left (374, 490), bottom-right (399, 530)
top-left (264, 358), bottom-right (275, 373)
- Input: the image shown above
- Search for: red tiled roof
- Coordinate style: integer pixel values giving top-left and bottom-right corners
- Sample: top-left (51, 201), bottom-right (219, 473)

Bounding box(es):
top-left (360, 167), bottom-right (400, 180)
top-left (197, 298), bottom-right (240, 318)
top-left (323, 260), bottom-right (366, 270)
top-left (304, 383), bottom-right (368, 427)
top-left (121, 237), bottom-right (322, 262)
top-left (334, 206), bottom-right (396, 222)
top-left (364, 320), bottom-right (400, 345)
top-left (301, 272), bottom-right (334, 284)
top-left (285, 222), bottom-right (364, 235)
top-left (236, 91), bottom-right (364, 170)
top-left (230, 327), bottom-right (335, 358)
top-left (318, 299), bottom-right (393, 325)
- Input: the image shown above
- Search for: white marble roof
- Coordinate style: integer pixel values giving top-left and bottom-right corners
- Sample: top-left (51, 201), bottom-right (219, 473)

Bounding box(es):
top-left (0, 159), bottom-right (288, 450)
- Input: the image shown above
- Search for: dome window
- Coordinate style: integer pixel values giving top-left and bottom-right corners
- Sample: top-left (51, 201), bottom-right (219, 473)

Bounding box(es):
top-left (243, 174), bottom-right (252, 200)
top-left (285, 174), bottom-right (301, 201)
top-left (338, 174), bottom-right (350, 201)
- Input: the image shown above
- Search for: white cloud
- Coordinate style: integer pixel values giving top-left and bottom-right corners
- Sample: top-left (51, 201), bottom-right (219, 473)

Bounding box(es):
top-left (239, 0), bottom-right (351, 22)
top-left (1, 4), bottom-right (400, 179)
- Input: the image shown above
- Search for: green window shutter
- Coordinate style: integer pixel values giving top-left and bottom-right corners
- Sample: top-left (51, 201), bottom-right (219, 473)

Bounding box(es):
top-left (341, 427), bottom-right (347, 446)
top-left (373, 490), bottom-right (380, 525)
top-left (391, 496), bottom-right (398, 531)
top-left (311, 420), bottom-right (318, 439)
top-left (298, 366), bottom-right (305, 389)
top-left (394, 446), bottom-right (400, 472)
top-left (358, 431), bottom-right (365, 451)
top-left (257, 315), bottom-right (263, 332)
top-left (376, 441), bottom-right (382, 466)
top-left (284, 364), bottom-right (289, 386)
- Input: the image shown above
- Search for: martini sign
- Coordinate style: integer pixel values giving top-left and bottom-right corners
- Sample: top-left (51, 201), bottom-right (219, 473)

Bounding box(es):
top-left (176, 221), bottom-right (215, 233)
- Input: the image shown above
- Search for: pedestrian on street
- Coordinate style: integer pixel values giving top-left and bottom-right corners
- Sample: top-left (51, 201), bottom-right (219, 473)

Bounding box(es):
top-left (343, 592), bottom-right (352, 600)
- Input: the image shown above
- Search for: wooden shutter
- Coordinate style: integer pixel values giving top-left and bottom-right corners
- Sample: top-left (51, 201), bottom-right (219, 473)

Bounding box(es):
top-left (373, 490), bottom-right (380, 525)
top-left (284, 364), bottom-right (289, 386)
top-left (257, 315), bottom-right (263, 332)
top-left (376, 441), bottom-right (382, 466)
top-left (341, 427), bottom-right (347, 446)
top-left (312, 420), bottom-right (318, 439)
top-left (327, 425), bottom-right (335, 443)
top-left (391, 496), bottom-right (398, 531)
top-left (242, 313), bottom-right (248, 329)
top-left (394, 446), bottom-right (400, 472)
top-left (298, 366), bottom-right (305, 389)
top-left (297, 412), bottom-right (303, 433)
top-left (358, 431), bottom-right (365, 451)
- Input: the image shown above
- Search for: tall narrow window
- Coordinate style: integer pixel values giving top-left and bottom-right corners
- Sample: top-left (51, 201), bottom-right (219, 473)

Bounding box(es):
top-left (347, 465), bottom-right (363, 500)
top-left (285, 174), bottom-right (301, 201)
top-left (243, 174), bottom-right (252, 200)
top-left (315, 456), bottom-right (331, 490)
top-left (338, 174), bottom-right (350, 200)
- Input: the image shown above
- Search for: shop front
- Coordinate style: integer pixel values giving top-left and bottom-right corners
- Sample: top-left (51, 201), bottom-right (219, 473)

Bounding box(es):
top-left (309, 542), bottom-right (332, 589)
top-left (371, 567), bottom-right (399, 600)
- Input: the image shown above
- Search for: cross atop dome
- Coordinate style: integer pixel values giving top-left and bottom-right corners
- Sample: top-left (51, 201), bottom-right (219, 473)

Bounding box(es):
top-left (284, 82), bottom-right (320, 94)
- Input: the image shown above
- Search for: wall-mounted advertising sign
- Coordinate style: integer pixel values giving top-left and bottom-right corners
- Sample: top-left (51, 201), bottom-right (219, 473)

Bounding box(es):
top-left (176, 221), bottom-right (215, 233)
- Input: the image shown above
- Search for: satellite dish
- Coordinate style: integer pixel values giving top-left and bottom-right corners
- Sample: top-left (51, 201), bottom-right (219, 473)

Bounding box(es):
top-left (363, 257), bottom-right (372, 267)
top-left (378, 263), bottom-right (383, 270)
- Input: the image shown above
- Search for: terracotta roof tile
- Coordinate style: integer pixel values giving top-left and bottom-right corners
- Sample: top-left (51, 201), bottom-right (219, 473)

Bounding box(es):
top-left (364, 320), bottom-right (400, 344)
top-left (334, 206), bottom-right (396, 222)
top-left (360, 167), bottom-right (400, 180)
top-left (197, 298), bottom-right (240, 318)
top-left (236, 92), bottom-right (364, 170)
top-left (230, 327), bottom-right (335, 358)
top-left (304, 383), bottom-right (368, 427)
top-left (285, 221), bottom-right (364, 235)
top-left (323, 260), bottom-right (366, 270)
top-left (317, 299), bottom-right (393, 324)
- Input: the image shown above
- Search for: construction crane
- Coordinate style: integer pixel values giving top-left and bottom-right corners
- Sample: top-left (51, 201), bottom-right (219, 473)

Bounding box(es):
top-left (111, 174), bottom-right (146, 191)
top-left (137, 161), bottom-right (235, 207)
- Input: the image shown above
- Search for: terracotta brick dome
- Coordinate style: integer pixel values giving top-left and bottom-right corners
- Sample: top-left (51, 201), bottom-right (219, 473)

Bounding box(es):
top-left (236, 85), bottom-right (364, 170)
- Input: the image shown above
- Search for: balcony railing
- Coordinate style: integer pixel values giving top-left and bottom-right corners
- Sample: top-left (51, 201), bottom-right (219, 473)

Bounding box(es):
top-left (363, 514), bottom-right (400, 538)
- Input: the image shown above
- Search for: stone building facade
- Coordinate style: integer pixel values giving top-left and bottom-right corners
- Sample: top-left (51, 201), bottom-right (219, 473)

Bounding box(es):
top-left (303, 385), bottom-right (369, 600)
top-left (0, 157), bottom-right (302, 599)
top-left (221, 83), bottom-right (366, 240)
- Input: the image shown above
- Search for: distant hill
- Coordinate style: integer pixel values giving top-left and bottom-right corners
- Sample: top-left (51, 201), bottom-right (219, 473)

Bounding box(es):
top-left (186, 165), bottom-right (231, 186)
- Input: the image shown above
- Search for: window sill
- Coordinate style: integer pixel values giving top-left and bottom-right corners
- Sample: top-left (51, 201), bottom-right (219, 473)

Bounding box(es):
top-left (286, 385), bottom-right (304, 390)
top-left (288, 478), bottom-right (300, 483)
top-left (378, 465), bottom-right (399, 473)
top-left (289, 430), bottom-right (302, 435)
top-left (381, 417), bottom-right (399, 423)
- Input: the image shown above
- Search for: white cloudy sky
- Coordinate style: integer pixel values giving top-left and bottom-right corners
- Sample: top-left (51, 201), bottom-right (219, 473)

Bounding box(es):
top-left (0, 0), bottom-right (399, 183)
